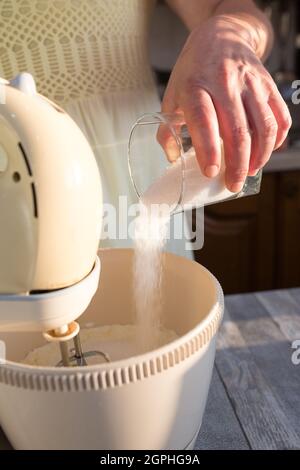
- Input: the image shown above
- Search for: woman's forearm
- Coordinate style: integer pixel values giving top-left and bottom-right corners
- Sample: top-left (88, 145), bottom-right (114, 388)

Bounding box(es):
top-left (166, 0), bottom-right (273, 61)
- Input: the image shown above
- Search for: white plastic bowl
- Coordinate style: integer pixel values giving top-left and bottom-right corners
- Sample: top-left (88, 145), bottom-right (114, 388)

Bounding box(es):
top-left (0, 248), bottom-right (223, 450)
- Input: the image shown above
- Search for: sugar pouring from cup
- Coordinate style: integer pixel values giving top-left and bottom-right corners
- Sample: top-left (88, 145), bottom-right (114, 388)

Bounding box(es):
top-left (128, 112), bottom-right (262, 216)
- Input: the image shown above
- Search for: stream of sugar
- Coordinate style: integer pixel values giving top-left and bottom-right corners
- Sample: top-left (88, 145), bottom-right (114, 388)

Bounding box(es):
top-left (133, 202), bottom-right (171, 353)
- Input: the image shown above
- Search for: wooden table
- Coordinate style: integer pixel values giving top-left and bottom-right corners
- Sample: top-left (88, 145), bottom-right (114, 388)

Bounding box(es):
top-left (196, 288), bottom-right (300, 450)
top-left (1, 288), bottom-right (300, 450)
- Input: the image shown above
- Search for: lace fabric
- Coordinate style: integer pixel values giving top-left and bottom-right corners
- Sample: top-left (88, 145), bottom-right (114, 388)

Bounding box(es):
top-left (0, 0), bottom-right (156, 102)
top-left (0, 0), bottom-right (193, 260)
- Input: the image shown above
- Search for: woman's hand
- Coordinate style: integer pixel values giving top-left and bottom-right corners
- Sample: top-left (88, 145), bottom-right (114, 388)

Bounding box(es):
top-left (162, 15), bottom-right (292, 192)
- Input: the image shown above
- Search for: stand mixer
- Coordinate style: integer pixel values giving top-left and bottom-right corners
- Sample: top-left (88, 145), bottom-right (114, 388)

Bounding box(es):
top-left (0, 75), bottom-right (224, 450)
top-left (0, 73), bottom-right (106, 366)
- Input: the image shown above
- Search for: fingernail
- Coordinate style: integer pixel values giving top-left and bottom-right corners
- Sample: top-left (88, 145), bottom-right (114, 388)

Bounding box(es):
top-left (205, 164), bottom-right (219, 178)
top-left (229, 182), bottom-right (244, 193)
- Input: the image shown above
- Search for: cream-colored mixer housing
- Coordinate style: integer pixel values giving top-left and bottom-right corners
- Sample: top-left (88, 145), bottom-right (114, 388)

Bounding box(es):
top-left (0, 74), bottom-right (102, 294)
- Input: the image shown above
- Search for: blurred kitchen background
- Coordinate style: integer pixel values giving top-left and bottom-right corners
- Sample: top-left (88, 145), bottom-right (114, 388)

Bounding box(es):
top-left (149, 0), bottom-right (300, 295)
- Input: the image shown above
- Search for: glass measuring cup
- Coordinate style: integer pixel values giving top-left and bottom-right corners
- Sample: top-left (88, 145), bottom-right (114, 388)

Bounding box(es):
top-left (128, 112), bottom-right (262, 215)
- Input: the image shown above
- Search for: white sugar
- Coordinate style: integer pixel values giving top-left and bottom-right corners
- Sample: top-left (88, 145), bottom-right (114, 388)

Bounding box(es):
top-left (133, 203), bottom-right (170, 353)
top-left (132, 148), bottom-right (233, 353)
top-left (142, 148), bottom-right (234, 210)
top-left (23, 325), bottom-right (178, 366)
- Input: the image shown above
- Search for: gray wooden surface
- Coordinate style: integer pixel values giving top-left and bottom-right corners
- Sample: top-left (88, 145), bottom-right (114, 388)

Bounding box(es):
top-left (1, 289), bottom-right (300, 450)
top-left (196, 288), bottom-right (300, 450)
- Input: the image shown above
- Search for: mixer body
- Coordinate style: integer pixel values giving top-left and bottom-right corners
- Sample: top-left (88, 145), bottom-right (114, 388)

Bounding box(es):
top-left (0, 74), bottom-right (103, 341)
top-left (0, 74), bottom-right (103, 295)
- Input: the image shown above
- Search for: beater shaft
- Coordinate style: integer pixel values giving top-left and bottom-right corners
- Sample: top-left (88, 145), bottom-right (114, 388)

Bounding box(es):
top-left (59, 341), bottom-right (71, 367)
top-left (73, 334), bottom-right (88, 366)
top-left (44, 322), bottom-right (110, 367)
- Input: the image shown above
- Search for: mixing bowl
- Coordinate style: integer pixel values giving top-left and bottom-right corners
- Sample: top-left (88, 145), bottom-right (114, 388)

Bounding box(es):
top-left (0, 248), bottom-right (223, 449)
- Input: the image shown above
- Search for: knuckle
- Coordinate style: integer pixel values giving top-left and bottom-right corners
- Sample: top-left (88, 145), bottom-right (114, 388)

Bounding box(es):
top-left (188, 104), bottom-right (209, 128)
top-left (182, 83), bottom-right (211, 124)
top-left (262, 117), bottom-right (278, 140)
top-left (217, 62), bottom-right (231, 84)
top-left (185, 78), bottom-right (197, 93)
top-left (282, 113), bottom-right (292, 131)
top-left (228, 167), bottom-right (249, 181)
top-left (185, 77), bottom-right (205, 95)
top-left (231, 126), bottom-right (251, 146)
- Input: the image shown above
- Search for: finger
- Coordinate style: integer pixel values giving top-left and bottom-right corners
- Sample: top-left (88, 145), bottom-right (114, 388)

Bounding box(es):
top-left (214, 94), bottom-right (251, 192)
top-left (156, 121), bottom-right (181, 162)
top-left (158, 86), bottom-right (183, 162)
top-left (243, 80), bottom-right (278, 175)
top-left (182, 89), bottom-right (221, 178)
top-left (268, 85), bottom-right (292, 149)
top-left (251, 67), bottom-right (292, 148)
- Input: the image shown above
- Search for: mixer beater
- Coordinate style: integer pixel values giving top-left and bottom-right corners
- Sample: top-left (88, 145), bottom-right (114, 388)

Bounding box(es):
top-left (44, 322), bottom-right (110, 367)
